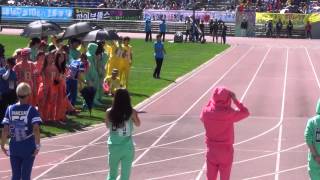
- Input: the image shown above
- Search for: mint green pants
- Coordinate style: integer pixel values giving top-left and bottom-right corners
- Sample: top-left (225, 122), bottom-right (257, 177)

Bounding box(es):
top-left (309, 161), bottom-right (320, 180)
top-left (107, 143), bottom-right (134, 180)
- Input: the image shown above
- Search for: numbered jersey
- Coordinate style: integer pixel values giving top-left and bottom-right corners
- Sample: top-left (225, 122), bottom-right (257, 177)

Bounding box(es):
top-left (2, 104), bottom-right (42, 142)
top-left (108, 118), bottom-right (133, 145)
top-left (13, 61), bottom-right (35, 87)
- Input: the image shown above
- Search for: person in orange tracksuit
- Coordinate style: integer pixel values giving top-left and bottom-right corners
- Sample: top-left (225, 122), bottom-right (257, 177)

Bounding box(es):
top-left (33, 51), bottom-right (45, 106)
top-left (119, 37), bottom-right (132, 88)
top-left (37, 48), bottom-right (57, 121)
top-left (52, 50), bottom-right (76, 121)
top-left (13, 48), bottom-right (36, 106)
top-left (200, 87), bottom-right (249, 180)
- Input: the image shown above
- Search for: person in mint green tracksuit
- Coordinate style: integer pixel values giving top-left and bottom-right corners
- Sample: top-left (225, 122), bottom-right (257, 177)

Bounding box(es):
top-left (305, 98), bottom-right (320, 180)
top-left (105, 89), bottom-right (141, 180)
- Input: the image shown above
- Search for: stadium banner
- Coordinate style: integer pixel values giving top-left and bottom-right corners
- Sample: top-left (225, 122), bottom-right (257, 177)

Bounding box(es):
top-left (0, 6), bottom-right (73, 22)
top-left (235, 9), bottom-right (256, 37)
top-left (73, 8), bottom-right (142, 20)
top-left (143, 9), bottom-right (236, 23)
top-left (308, 13), bottom-right (320, 23)
top-left (255, 12), bottom-right (309, 30)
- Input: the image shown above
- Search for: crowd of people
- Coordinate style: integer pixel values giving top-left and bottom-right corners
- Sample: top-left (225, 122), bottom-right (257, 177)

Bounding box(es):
top-left (0, 35), bottom-right (134, 124)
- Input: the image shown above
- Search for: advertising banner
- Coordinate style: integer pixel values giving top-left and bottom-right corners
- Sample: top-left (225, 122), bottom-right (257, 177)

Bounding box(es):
top-left (74, 8), bottom-right (142, 20)
top-left (143, 9), bottom-right (236, 23)
top-left (235, 9), bottom-right (256, 37)
top-left (256, 12), bottom-right (309, 29)
top-left (1, 6), bottom-right (73, 22)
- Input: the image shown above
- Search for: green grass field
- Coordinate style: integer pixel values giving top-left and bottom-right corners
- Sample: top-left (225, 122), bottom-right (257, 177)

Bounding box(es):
top-left (0, 34), bottom-right (229, 137)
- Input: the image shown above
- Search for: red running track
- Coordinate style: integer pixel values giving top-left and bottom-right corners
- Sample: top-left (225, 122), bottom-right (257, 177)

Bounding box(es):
top-left (1, 36), bottom-right (320, 180)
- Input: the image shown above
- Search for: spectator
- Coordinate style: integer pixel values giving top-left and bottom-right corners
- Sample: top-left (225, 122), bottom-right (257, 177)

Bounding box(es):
top-left (68, 38), bottom-right (82, 64)
top-left (185, 19), bottom-right (192, 42)
top-left (221, 22), bottom-right (228, 44)
top-left (287, 19), bottom-right (293, 38)
top-left (145, 19), bottom-right (152, 42)
top-left (159, 19), bottom-right (167, 42)
top-left (240, 18), bottom-right (248, 37)
top-left (305, 21), bottom-right (312, 39)
top-left (105, 88), bottom-right (141, 180)
top-left (276, 19), bottom-right (283, 38)
top-left (104, 68), bottom-right (121, 96)
top-left (0, 57), bottom-right (17, 128)
top-left (266, 20), bottom-right (273, 37)
top-left (213, 19), bottom-right (219, 43)
top-left (66, 54), bottom-right (85, 106)
top-left (199, 20), bottom-right (206, 42)
top-left (200, 87), bottom-right (249, 180)
top-left (13, 48), bottom-right (36, 106)
top-left (28, 38), bottom-right (41, 62)
top-left (153, 34), bottom-right (166, 79)
top-left (1, 82), bottom-right (42, 180)
top-left (209, 19), bottom-right (214, 37)
top-left (120, 36), bottom-right (132, 88)
top-left (0, 44), bottom-right (5, 67)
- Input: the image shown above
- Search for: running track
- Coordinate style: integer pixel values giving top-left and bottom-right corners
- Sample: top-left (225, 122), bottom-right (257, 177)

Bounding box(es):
top-left (1, 32), bottom-right (320, 179)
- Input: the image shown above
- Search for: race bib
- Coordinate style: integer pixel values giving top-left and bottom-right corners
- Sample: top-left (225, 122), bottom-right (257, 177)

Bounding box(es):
top-left (11, 115), bottom-right (28, 142)
top-left (112, 121), bottom-right (131, 137)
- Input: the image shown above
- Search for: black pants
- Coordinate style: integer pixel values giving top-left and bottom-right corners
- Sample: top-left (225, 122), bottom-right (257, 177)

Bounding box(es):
top-left (160, 32), bottom-right (166, 42)
top-left (306, 31), bottom-right (312, 39)
top-left (145, 31), bottom-right (152, 42)
top-left (213, 31), bottom-right (218, 43)
top-left (221, 35), bottom-right (226, 44)
top-left (153, 58), bottom-right (163, 78)
top-left (185, 30), bottom-right (190, 41)
top-left (0, 90), bottom-right (17, 128)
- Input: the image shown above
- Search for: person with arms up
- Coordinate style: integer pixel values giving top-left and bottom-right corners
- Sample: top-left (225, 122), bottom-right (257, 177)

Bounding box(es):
top-left (105, 89), bottom-right (141, 180)
top-left (200, 87), bottom-right (249, 180)
top-left (153, 34), bottom-right (166, 79)
top-left (305, 98), bottom-right (320, 179)
top-left (1, 82), bottom-right (42, 180)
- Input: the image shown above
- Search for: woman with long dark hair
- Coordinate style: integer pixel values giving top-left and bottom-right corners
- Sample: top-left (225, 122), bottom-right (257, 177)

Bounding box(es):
top-left (105, 89), bottom-right (141, 180)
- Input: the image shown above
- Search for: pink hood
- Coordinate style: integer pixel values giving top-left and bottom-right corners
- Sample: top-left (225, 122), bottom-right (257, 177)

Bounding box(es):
top-left (200, 87), bottom-right (249, 146)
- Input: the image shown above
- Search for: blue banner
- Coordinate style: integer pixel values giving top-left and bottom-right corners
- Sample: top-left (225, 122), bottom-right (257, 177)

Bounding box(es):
top-left (1, 6), bottom-right (73, 22)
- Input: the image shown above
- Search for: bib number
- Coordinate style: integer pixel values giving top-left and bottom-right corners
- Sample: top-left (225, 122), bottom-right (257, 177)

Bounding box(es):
top-left (316, 128), bottom-right (320, 143)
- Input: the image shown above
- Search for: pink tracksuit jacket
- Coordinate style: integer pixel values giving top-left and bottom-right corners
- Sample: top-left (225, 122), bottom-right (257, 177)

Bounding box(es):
top-left (200, 87), bottom-right (249, 180)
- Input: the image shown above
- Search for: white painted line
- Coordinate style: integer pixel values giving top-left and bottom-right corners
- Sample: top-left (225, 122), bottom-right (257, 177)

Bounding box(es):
top-left (132, 46), bottom-right (254, 166)
top-left (33, 132), bottom-right (108, 180)
top-left (243, 164), bottom-right (307, 180)
top-left (275, 48), bottom-right (289, 180)
top-left (36, 141), bottom-right (306, 180)
top-left (146, 169), bottom-right (201, 180)
top-left (135, 45), bottom-right (237, 111)
top-left (195, 163), bottom-right (206, 180)
top-left (304, 47), bottom-right (320, 89)
top-left (195, 47), bottom-right (272, 180)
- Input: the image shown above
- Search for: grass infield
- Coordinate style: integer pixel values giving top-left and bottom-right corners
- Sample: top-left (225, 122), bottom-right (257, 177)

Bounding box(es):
top-left (0, 34), bottom-right (229, 137)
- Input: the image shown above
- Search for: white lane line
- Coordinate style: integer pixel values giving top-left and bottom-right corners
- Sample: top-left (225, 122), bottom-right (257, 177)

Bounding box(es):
top-left (243, 164), bottom-right (307, 180)
top-left (275, 48), bottom-right (289, 180)
top-left (136, 45), bottom-right (237, 111)
top-left (39, 140), bottom-right (306, 180)
top-left (195, 47), bottom-right (272, 180)
top-left (195, 163), bottom-right (206, 180)
top-left (132, 46), bottom-right (254, 166)
top-left (146, 170), bottom-right (201, 180)
top-left (304, 47), bottom-right (320, 89)
top-left (33, 132), bottom-right (108, 180)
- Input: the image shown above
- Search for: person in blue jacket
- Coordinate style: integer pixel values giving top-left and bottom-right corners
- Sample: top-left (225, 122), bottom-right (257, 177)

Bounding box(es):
top-left (159, 19), bottom-right (167, 42)
top-left (1, 82), bottom-right (42, 180)
top-left (145, 19), bottom-right (152, 42)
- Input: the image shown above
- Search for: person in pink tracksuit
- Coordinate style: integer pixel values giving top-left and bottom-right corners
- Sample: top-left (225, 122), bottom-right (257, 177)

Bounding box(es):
top-left (200, 87), bottom-right (249, 180)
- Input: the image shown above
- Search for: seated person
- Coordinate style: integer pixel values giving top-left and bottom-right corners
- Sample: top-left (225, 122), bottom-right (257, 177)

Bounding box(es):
top-left (104, 69), bottom-right (121, 96)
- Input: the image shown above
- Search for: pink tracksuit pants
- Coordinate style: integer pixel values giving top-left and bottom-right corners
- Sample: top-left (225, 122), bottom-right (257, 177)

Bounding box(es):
top-left (206, 144), bottom-right (234, 180)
